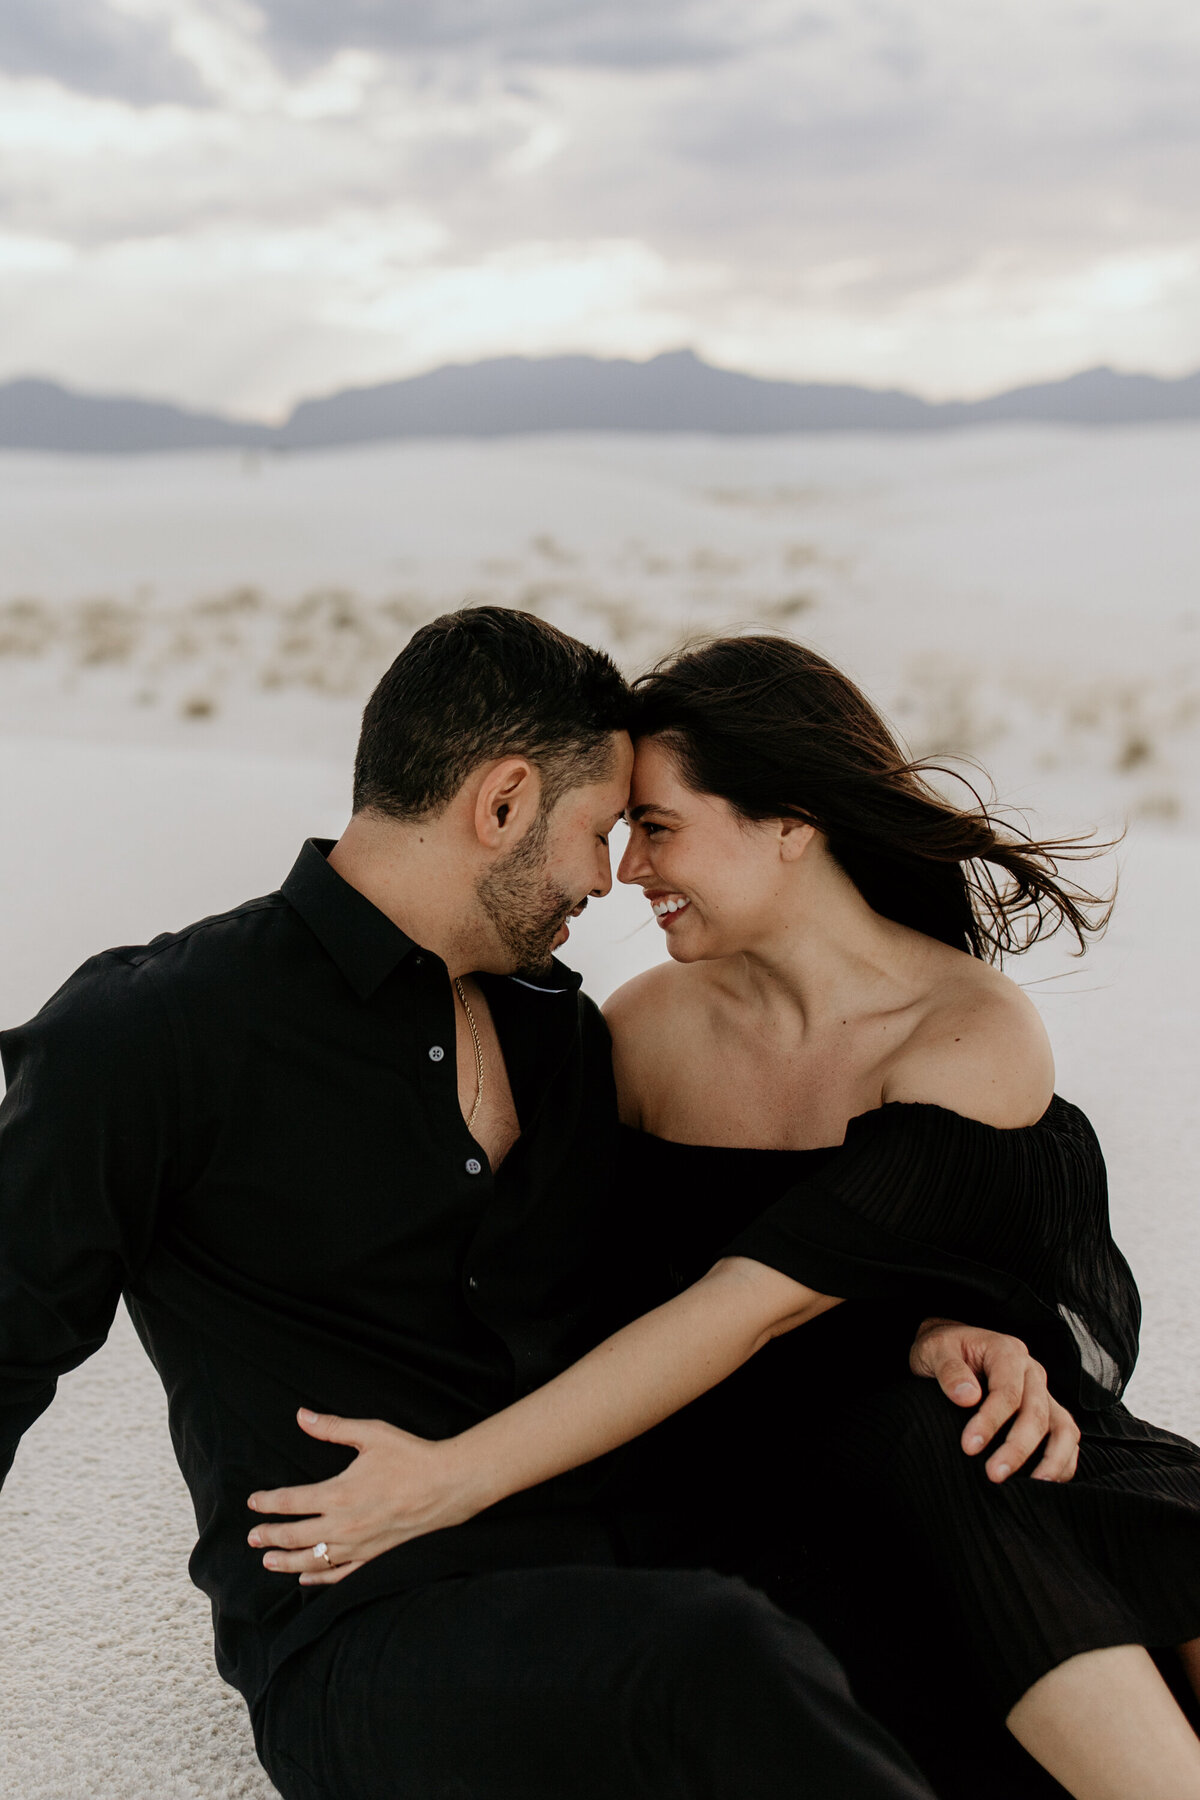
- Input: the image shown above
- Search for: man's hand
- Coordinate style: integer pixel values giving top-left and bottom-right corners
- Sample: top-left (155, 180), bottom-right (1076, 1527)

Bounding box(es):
top-left (909, 1318), bottom-right (1081, 1484)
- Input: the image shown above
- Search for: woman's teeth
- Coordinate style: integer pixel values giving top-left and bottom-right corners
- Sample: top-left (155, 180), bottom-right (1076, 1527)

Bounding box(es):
top-left (652, 896), bottom-right (690, 919)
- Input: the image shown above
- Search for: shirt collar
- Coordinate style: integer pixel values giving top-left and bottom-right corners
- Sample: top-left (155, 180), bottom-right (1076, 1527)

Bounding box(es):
top-left (281, 838), bottom-right (419, 1000)
top-left (497, 963), bottom-right (583, 997)
top-left (281, 839), bottom-right (584, 1002)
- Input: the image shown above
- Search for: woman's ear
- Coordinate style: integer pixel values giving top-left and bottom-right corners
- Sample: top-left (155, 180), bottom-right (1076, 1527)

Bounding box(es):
top-left (474, 758), bottom-right (541, 849)
top-left (778, 818), bottom-right (817, 862)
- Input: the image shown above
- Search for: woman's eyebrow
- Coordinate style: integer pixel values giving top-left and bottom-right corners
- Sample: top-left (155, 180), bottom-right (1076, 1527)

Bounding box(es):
top-left (627, 804), bottom-right (684, 823)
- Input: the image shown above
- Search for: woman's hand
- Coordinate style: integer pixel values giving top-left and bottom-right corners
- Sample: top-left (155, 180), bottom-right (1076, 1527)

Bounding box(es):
top-left (246, 1410), bottom-right (493, 1587)
top-left (247, 1259), bottom-right (838, 1587)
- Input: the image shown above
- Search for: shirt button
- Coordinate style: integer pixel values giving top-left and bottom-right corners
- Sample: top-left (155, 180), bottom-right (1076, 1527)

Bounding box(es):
top-left (465, 1158), bottom-right (482, 1176)
top-left (428, 1045), bottom-right (445, 1062)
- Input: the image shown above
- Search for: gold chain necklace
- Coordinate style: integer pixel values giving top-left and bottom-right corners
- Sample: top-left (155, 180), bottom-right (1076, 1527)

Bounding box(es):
top-left (453, 977), bottom-right (484, 1132)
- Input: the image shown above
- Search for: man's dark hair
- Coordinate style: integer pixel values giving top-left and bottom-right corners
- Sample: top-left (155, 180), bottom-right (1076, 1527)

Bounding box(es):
top-left (353, 606), bottom-right (630, 821)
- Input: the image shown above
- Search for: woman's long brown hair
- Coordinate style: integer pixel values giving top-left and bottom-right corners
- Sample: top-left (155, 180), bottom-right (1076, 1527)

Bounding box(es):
top-left (630, 636), bottom-right (1115, 962)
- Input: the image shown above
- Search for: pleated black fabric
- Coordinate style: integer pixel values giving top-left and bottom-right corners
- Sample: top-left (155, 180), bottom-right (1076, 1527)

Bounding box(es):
top-left (725, 1097), bottom-right (1140, 1411)
top-left (622, 1104), bottom-right (1200, 1795)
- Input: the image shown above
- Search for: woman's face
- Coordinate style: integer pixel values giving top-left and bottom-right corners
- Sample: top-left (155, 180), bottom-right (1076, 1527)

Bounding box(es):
top-left (618, 736), bottom-right (800, 962)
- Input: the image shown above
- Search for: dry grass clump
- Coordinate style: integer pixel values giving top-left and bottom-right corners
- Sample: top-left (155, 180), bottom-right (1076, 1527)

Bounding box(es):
top-left (0, 598), bottom-right (55, 657)
top-left (890, 655), bottom-right (1195, 827)
top-left (3, 547), bottom-right (1196, 837)
top-left (74, 599), bottom-right (143, 665)
top-left (704, 485), bottom-right (823, 512)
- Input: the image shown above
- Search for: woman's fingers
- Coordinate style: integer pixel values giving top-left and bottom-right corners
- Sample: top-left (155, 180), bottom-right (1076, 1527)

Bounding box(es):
top-left (294, 1409), bottom-right (375, 1449)
top-left (258, 1543), bottom-right (328, 1573)
top-left (300, 1558), bottom-right (363, 1587)
top-left (248, 1415), bottom-right (453, 1581)
top-left (1030, 1398), bottom-right (1082, 1483)
top-left (246, 1413), bottom-right (379, 1514)
top-left (258, 1540), bottom-right (363, 1582)
top-left (247, 1476), bottom-right (337, 1519)
top-left (248, 1515), bottom-right (330, 1552)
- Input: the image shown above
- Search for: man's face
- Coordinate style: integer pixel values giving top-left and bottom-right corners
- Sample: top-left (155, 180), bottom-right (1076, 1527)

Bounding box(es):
top-left (476, 733), bottom-right (633, 974)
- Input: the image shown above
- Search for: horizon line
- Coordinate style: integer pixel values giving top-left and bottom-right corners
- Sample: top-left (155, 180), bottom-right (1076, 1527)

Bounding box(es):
top-left (3, 346), bottom-right (1200, 430)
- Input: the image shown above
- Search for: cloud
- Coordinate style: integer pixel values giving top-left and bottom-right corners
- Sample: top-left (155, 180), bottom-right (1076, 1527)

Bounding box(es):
top-left (249, 0), bottom-right (743, 72)
top-left (0, 0), bottom-right (208, 105)
top-left (0, 0), bottom-right (1198, 409)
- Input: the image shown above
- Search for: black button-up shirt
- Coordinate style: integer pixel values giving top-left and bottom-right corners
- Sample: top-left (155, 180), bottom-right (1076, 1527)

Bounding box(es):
top-left (0, 841), bottom-right (629, 1705)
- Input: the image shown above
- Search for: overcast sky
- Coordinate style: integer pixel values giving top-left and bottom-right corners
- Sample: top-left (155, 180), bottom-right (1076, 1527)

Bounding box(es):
top-left (1, 0), bottom-right (1198, 417)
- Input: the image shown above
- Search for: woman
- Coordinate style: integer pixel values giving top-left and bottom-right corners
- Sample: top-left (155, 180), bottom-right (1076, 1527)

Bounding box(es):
top-left (250, 637), bottom-right (1200, 1799)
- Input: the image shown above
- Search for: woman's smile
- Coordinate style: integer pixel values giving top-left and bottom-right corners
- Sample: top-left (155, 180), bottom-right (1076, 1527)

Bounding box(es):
top-left (647, 889), bottom-right (692, 927)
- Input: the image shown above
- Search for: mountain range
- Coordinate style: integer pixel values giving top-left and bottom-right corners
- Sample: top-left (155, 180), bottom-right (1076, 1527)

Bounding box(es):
top-left (2, 349), bottom-right (1198, 454)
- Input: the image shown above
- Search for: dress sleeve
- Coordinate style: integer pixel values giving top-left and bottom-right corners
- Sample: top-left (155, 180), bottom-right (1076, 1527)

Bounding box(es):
top-left (0, 953), bottom-right (177, 1484)
top-left (722, 1101), bottom-right (1138, 1409)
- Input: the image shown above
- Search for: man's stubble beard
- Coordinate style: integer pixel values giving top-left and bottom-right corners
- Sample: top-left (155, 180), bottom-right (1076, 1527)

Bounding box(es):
top-left (475, 807), bottom-right (578, 976)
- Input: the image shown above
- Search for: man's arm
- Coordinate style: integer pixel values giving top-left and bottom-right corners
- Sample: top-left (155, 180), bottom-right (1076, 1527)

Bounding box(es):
top-left (0, 954), bottom-right (173, 1484)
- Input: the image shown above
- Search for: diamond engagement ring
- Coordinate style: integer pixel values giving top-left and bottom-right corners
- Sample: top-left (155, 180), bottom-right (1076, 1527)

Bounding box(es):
top-left (314, 1542), bottom-right (332, 1566)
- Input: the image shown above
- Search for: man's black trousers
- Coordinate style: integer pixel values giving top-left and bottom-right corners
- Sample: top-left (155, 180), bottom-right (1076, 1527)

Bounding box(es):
top-left (253, 1563), bottom-right (935, 1799)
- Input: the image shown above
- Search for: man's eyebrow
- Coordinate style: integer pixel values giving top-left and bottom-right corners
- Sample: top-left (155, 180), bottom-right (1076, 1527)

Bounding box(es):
top-left (627, 804), bottom-right (684, 823)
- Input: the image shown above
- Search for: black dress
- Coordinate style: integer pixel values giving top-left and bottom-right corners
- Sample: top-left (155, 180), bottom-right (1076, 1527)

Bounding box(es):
top-left (621, 1099), bottom-right (1200, 1800)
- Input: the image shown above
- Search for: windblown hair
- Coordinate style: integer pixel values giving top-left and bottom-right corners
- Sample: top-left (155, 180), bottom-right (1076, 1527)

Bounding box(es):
top-left (630, 636), bottom-right (1115, 962)
top-left (354, 606), bottom-right (630, 821)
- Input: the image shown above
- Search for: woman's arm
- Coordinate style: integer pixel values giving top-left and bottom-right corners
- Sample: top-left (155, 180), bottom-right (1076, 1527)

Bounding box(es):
top-left (246, 1289), bottom-right (1081, 1587)
top-left (451, 1254), bottom-right (838, 1505)
top-left (247, 1254), bottom-right (838, 1581)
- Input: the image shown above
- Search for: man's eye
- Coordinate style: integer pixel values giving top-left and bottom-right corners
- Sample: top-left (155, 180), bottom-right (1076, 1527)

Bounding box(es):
top-left (642, 822), bottom-right (663, 836)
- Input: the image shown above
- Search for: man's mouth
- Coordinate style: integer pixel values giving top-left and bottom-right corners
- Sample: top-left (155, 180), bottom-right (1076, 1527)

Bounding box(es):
top-left (648, 892), bottom-right (691, 926)
top-left (554, 899), bottom-right (589, 945)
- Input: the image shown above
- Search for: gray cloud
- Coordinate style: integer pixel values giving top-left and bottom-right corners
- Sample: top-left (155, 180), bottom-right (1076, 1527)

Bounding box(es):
top-left (250, 0), bottom-right (742, 70)
top-left (6, 0), bottom-right (1199, 281)
top-left (2, 0), bottom-right (1199, 411)
top-left (550, 5), bottom-right (1200, 259)
top-left (0, 0), bottom-right (208, 105)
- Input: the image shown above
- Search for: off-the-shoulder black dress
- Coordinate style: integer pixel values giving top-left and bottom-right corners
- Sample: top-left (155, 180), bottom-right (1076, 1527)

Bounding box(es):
top-left (621, 1099), bottom-right (1200, 1800)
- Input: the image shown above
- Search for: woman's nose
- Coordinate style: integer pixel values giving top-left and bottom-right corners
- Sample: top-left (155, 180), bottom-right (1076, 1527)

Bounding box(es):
top-left (617, 832), bottom-right (648, 885)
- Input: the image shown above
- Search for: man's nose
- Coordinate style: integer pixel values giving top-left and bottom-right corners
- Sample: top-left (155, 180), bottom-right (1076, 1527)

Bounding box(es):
top-left (591, 841), bottom-right (614, 898)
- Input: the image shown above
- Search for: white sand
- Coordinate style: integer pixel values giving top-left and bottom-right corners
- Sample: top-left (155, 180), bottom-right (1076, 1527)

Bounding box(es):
top-left (1, 429), bottom-right (1199, 1796)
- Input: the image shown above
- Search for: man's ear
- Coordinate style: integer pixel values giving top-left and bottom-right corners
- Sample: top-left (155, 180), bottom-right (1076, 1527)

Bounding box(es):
top-left (473, 757), bottom-right (541, 850)
top-left (778, 818), bottom-right (817, 862)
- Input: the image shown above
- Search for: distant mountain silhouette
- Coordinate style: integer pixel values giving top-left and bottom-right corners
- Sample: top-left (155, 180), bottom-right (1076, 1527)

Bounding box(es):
top-left (0, 377), bottom-right (275, 453)
top-left (3, 351), bottom-right (1199, 453)
top-left (278, 350), bottom-right (941, 444)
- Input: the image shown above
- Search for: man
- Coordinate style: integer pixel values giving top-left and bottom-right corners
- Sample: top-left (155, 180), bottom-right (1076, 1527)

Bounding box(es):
top-left (0, 607), bottom-right (1068, 1799)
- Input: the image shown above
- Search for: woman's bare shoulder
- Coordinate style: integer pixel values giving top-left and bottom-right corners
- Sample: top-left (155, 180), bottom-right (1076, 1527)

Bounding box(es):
top-left (603, 962), bottom-right (706, 1042)
top-left (603, 964), bottom-right (710, 1126)
top-left (883, 957), bottom-right (1055, 1129)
